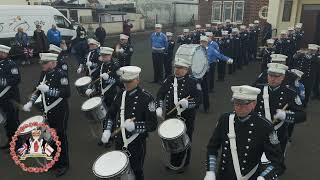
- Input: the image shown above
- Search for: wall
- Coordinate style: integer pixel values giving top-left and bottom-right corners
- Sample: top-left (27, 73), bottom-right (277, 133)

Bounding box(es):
top-left (0, 0), bottom-right (28, 5)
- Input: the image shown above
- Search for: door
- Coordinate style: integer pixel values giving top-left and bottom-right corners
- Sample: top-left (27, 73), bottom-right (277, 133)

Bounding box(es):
top-left (300, 4), bottom-right (320, 47)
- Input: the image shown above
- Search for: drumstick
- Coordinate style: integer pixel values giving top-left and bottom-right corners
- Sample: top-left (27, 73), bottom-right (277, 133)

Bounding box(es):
top-left (111, 117), bottom-right (136, 137)
top-left (272, 103), bottom-right (289, 123)
top-left (10, 100), bottom-right (39, 114)
top-left (91, 71), bottom-right (111, 84)
top-left (166, 95), bottom-right (191, 116)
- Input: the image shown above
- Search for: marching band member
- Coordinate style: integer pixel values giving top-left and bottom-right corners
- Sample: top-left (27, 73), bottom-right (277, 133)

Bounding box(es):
top-left (204, 85), bottom-right (285, 180)
top-left (223, 19), bottom-right (232, 34)
top-left (177, 29), bottom-right (192, 45)
top-left (101, 66), bottom-right (157, 180)
top-left (77, 38), bottom-right (100, 76)
top-left (115, 34), bottom-right (134, 67)
top-left (199, 35), bottom-right (210, 112)
top-left (293, 23), bottom-right (304, 50)
top-left (260, 39), bottom-right (276, 72)
top-left (248, 24), bottom-right (258, 62)
top-left (274, 30), bottom-right (295, 66)
top-left (48, 44), bottom-right (68, 75)
top-left (239, 25), bottom-right (249, 66)
top-left (164, 32), bottom-right (175, 78)
top-left (230, 28), bottom-right (241, 73)
top-left (23, 53), bottom-right (70, 177)
top-left (254, 63), bottom-right (306, 155)
top-left (0, 44), bottom-right (21, 149)
top-left (192, 24), bottom-right (205, 44)
top-left (156, 57), bottom-right (201, 172)
top-left (218, 31), bottom-right (232, 81)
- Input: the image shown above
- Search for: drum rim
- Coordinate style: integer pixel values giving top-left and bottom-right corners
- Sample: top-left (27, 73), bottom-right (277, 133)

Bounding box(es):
top-left (81, 96), bottom-right (103, 111)
top-left (92, 150), bottom-right (129, 178)
top-left (158, 118), bottom-right (187, 140)
top-left (18, 115), bottom-right (44, 135)
top-left (74, 76), bottom-right (92, 86)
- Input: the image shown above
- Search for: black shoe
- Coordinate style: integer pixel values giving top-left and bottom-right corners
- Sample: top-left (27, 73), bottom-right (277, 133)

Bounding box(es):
top-left (55, 167), bottom-right (69, 177)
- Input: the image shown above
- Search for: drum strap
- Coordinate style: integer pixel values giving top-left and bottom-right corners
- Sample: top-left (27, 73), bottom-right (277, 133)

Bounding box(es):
top-left (0, 86), bottom-right (11, 98)
top-left (120, 91), bottom-right (139, 148)
top-left (228, 114), bottom-right (259, 180)
top-left (263, 86), bottom-right (272, 122)
top-left (87, 51), bottom-right (92, 75)
top-left (41, 76), bottom-right (63, 114)
top-left (100, 64), bottom-right (113, 95)
top-left (173, 77), bottom-right (185, 116)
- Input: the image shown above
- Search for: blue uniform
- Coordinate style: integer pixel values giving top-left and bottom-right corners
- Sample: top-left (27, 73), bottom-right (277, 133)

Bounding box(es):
top-left (208, 40), bottom-right (219, 51)
top-left (207, 45), bottom-right (230, 64)
top-left (150, 32), bottom-right (168, 50)
top-left (150, 32), bottom-right (168, 83)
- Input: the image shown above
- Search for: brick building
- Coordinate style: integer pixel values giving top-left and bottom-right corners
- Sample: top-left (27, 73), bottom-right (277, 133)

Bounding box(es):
top-left (198, 0), bottom-right (269, 25)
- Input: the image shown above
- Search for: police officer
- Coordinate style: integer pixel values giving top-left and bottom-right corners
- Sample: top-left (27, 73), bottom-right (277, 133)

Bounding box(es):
top-left (101, 66), bottom-right (157, 180)
top-left (177, 29), bottom-right (192, 45)
top-left (23, 53), bottom-right (70, 177)
top-left (164, 32), bottom-right (175, 78)
top-left (115, 34), bottom-right (134, 67)
top-left (151, 24), bottom-right (168, 83)
top-left (274, 30), bottom-right (294, 66)
top-left (218, 31), bottom-right (232, 81)
top-left (260, 39), bottom-right (276, 72)
top-left (254, 63), bottom-right (306, 155)
top-left (290, 45), bottom-right (318, 106)
top-left (230, 28), bottom-right (241, 73)
top-left (156, 57), bottom-right (201, 172)
top-left (239, 25), bottom-right (249, 66)
top-left (192, 25), bottom-right (205, 44)
top-left (77, 38), bottom-right (101, 76)
top-left (48, 44), bottom-right (68, 75)
top-left (0, 45), bottom-right (21, 149)
top-left (248, 24), bottom-right (258, 62)
top-left (204, 85), bottom-right (285, 180)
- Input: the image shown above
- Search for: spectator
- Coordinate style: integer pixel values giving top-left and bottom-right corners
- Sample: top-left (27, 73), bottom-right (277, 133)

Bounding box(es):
top-left (33, 25), bottom-right (48, 56)
top-left (123, 19), bottom-right (133, 43)
top-left (74, 24), bottom-right (88, 65)
top-left (87, 24), bottom-right (95, 39)
top-left (47, 24), bottom-right (62, 46)
top-left (15, 27), bottom-right (30, 65)
top-left (95, 24), bottom-right (107, 46)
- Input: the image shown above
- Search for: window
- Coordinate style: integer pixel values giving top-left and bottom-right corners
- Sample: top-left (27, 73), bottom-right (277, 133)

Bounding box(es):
top-left (54, 16), bottom-right (72, 29)
top-left (234, 1), bottom-right (244, 22)
top-left (211, 2), bottom-right (222, 22)
top-left (259, 6), bottom-right (268, 19)
top-left (70, 10), bottom-right (79, 22)
top-left (223, 1), bottom-right (233, 22)
top-left (282, 0), bottom-right (293, 22)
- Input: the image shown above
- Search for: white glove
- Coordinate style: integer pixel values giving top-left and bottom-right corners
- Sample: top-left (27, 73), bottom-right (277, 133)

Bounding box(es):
top-left (77, 67), bottom-right (82, 74)
top-left (101, 130), bottom-right (111, 144)
top-left (117, 48), bottom-right (124, 53)
top-left (86, 61), bottom-right (93, 67)
top-left (23, 101), bottom-right (33, 112)
top-left (204, 171), bottom-right (216, 180)
top-left (100, 73), bottom-right (109, 80)
top-left (178, 98), bottom-right (189, 109)
top-left (37, 83), bottom-right (49, 93)
top-left (122, 119), bottom-right (135, 132)
top-left (257, 176), bottom-right (265, 180)
top-left (85, 89), bottom-right (93, 96)
top-left (274, 109), bottom-right (286, 121)
top-left (156, 107), bottom-right (163, 118)
top-left (227, 58), bottom-right (234, 64)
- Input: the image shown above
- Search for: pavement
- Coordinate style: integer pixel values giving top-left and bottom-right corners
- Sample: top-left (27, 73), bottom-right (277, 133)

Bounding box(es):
top-left (0, 33), bottom-right (319, 180)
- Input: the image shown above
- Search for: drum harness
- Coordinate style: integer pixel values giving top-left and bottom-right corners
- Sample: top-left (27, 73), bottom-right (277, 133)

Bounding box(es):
top-left (86, 51), bottom-right (98, 76)
top-left (228, 113), bottom-right (259, 180)
top-left (0, 86), bottom-right (11, 98)
top-left (100, 63), bottom-right (113, 95)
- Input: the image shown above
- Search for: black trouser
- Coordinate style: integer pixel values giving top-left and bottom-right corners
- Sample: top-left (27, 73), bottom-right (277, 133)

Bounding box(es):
top-left (313, 65), bottom-right (320, 98)
top-left (301, 77), bottom-right (315, 107)
top-left (152, 52), bottom-right (164, 82)
top-left (48, 101), bottom-right (69, 169)
top-left (201, 73), bottom-right (209, 111)
top-left (119, 56), bottom-right (132, 67)
top-left (0, 100), bottom-right (20, 140)
top-left (217, 61), bottom-right (226, 81)
top-left (277, 125), bottom-right (289, 156)
top-left (97, 38), bottom-right (105, 46)
top-left (208, 62), bottom-right (216, 91)
top-left (116, 139), bottom-right (146, 180)
top-left (164, 54), bottom-right (173, 78)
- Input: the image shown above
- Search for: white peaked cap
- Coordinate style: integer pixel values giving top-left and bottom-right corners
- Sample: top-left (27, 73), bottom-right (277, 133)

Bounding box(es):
top-left (166, 32), bottom-right (173, 36)
top-left (240, 25), bottom-right (247, 29)
top-left (271, 54), bottom-right (287, 64)
top-left (155, 24), bottom-right (162, 28)
top-left (249, 24), bottom-right (254, 27)
top-left (117, 66), bottom-right (141, 81)
top-left (290, 69), bottom-right (304, 78)
top-left (200, 35), bottom-right (209, 42)
top-left (205, 32), bottom-right (213, 36)
top-left (267, 39), bottom-right (275, 44)
top-left (100, 47), bottom-right (114, 55)
top-left (232, 28), bottom-right (239, 33)
top-left (295, 23), bottom-right (303, 28)
top-left (231, 85), bottom-right (261, 101)
top-left (196, 24), bottom-right (201, 28)
top-left (271, 54), bottom-right (288, 59)
top-left (308, 44), bottom-right (319, 50)
top-left (254, 20), bottom-right (260, 24)
top-left (49, 44), bottom-right (62, 53)
top-left (0, 44), bottom-right (11, 53)
top-left (183, 29), bottom-right (190, 33)
top-left (225, 19), bottom-right (231, 23)
top-left (222, 31), bottom-right (229, 36)
top-left (120, 34), bottom-right (129, 40)
top-left (87, 38), bottom-right (100, 46)
top-left (174, 57), bottom-right (191, 68)
top-left (205, 24), bottom-right (211, 28)
top-left (267, 63), bottom-right (288, 75)
top-left (39, 53), bottom-right (58, 62)
top-left (280, 30), bottom-right (287, 34)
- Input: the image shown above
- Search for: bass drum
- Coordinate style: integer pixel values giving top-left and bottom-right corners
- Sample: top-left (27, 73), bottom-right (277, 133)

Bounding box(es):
top-left (175, 44), bottom-right (208, 79)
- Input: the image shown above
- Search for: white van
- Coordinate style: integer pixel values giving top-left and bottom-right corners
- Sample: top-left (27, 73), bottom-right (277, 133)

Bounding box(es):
top-left (0, 5), bottom-right (76, 45)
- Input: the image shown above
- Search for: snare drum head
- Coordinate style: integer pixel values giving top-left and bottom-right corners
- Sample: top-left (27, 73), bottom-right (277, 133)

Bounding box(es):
top-left (75, 76), bottom-right (92, 86)
top-left (158, 118), bottom-right (186, 139)
top-left (93, 151), bottom-right (128, 178)
top-left (19, 116), bottom-right (44, 135)
top-left (81, 97), bottom-right (102, 111)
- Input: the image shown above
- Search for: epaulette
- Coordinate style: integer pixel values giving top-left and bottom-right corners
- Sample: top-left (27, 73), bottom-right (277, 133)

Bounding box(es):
top-left (142, 89), bottom-right (154, 99)
top-left (256, 113), bottom-right (273, 127)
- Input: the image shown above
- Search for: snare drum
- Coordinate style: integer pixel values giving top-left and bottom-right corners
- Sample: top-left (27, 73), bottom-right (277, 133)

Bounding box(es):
top-left (81, 97), bottom-right (107, 122)
top-left (74, 76), bottom-right (92, 96)
top-left (19, 116), bottom-right (51, 141)
top-left (158, 118), bottom-right (190, 153)
top-left (92, 151), bottom-right (134, 179)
